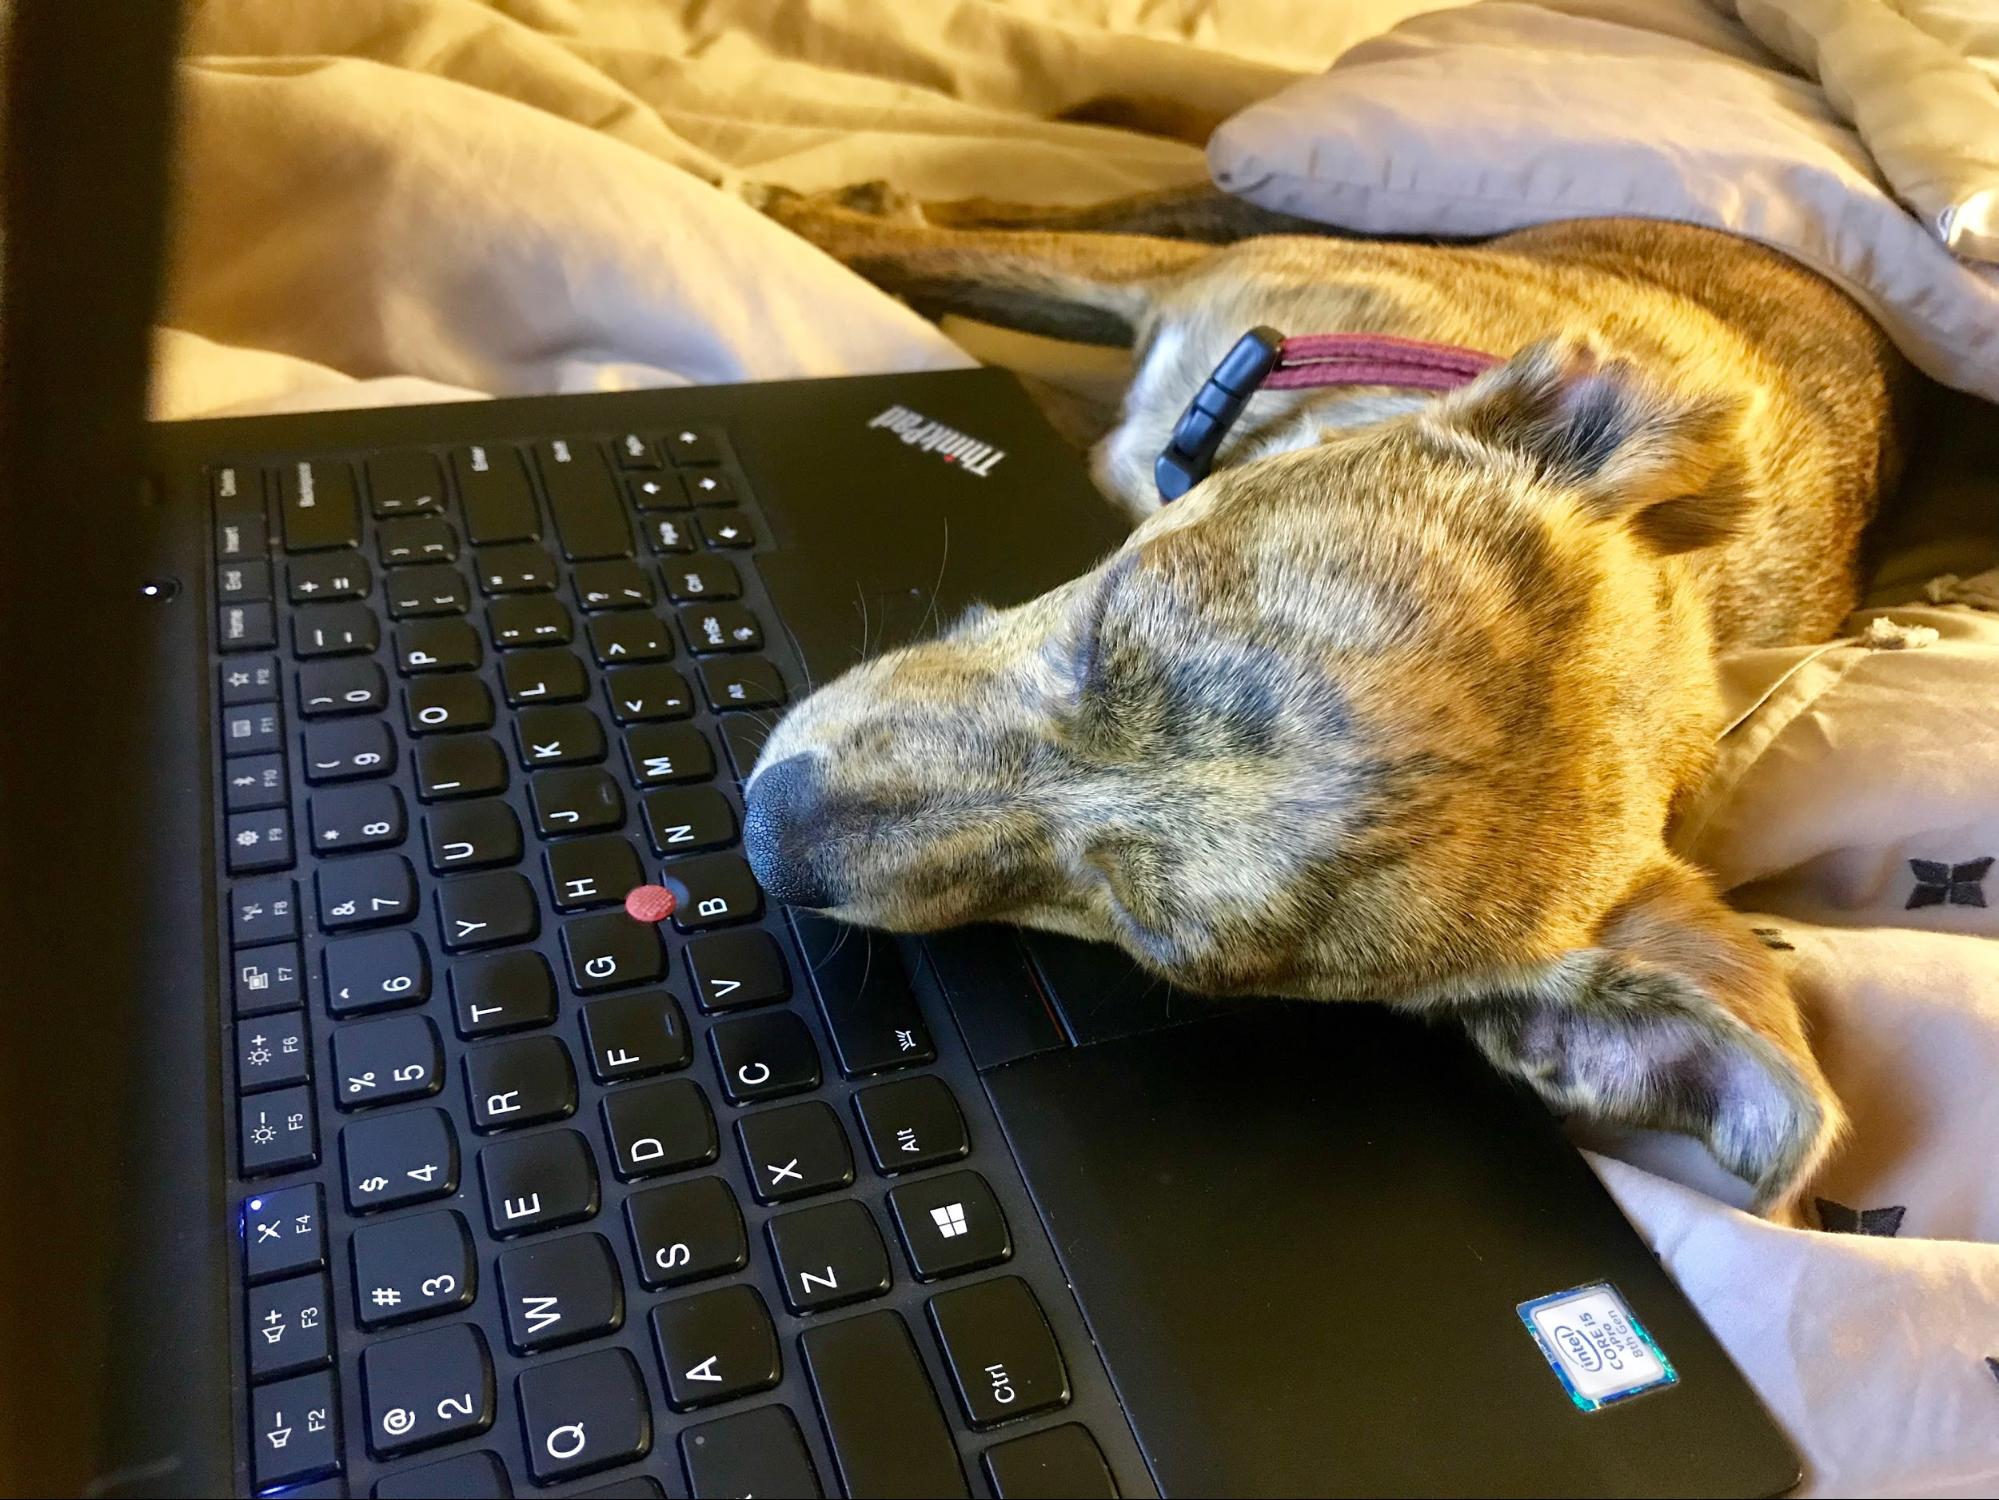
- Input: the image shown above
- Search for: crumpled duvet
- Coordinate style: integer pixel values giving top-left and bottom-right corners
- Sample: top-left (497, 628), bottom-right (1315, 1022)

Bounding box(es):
top-left (168, 3), bottom-right (1999, 1494)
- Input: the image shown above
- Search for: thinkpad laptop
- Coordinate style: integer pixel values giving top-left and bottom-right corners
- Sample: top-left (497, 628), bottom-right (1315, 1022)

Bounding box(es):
top-left (0, 4), bottom-right (1802, 1497)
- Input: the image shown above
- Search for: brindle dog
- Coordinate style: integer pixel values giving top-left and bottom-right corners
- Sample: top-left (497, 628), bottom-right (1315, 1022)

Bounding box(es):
top-left (741, 184), bottom-right (1907, 1218)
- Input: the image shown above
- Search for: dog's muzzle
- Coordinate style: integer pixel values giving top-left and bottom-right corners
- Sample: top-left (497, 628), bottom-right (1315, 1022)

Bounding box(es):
top-left (743, 753), bottom-right (842, 909)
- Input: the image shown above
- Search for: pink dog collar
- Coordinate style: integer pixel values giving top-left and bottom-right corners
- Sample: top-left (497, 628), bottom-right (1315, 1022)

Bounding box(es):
top-left (1154, 326), bottom-right (1503, 501)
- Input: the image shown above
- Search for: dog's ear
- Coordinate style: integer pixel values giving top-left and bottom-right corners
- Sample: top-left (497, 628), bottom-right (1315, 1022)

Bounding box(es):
top-left (1458, 854), bottom-right (1843, 1217)
top-left (1426, 335), bottom-right (1750, 552)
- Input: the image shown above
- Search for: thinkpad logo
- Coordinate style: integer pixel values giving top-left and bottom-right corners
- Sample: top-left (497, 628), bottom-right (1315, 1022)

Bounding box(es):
top-left (867, 405), bottom-right (1006, 477)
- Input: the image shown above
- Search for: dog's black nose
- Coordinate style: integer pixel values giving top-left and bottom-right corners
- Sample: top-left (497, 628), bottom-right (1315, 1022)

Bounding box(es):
top-left (743, 753), bottom-right (841, 908)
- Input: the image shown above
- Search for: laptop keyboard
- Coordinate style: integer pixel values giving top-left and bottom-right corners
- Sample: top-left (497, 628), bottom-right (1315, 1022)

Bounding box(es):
top-left (211, 430), bottom-right (1117, 1497)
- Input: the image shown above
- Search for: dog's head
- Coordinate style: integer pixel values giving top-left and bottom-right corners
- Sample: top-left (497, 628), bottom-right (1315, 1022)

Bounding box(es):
top-left (745, 337), bottom-right (1746, 1000)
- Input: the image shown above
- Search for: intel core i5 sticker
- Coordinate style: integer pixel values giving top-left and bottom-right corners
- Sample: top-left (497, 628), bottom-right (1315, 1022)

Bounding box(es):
top-left (1517, 1282), bottom-right (1678, 1411)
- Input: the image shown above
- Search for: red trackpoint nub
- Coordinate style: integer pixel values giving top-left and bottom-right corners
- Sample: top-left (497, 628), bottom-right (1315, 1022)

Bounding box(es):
top-left (625, 884), bottom-right (676, 924)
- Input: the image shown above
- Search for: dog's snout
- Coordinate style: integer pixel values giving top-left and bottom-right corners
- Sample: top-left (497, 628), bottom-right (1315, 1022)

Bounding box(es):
top-left (744, 753), bottom-right (841, 908)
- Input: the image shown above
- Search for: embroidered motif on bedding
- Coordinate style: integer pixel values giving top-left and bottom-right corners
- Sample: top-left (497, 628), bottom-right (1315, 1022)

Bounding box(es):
top-left (1906, 857), bottom-right (1993, 910)
top-left (1814, 1199), bottom-right (1906, 1237)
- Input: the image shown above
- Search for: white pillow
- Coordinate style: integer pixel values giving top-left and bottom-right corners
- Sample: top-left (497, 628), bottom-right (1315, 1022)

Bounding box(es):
top-left (1206, 0), bottom-right (1999, 404)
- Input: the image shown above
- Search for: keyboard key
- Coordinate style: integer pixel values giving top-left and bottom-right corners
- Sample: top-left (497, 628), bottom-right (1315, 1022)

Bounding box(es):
top-left (243, 1183), bottom-right (325, 1283)
top-left (500, 647), bottom-right (587, 706)
top-left (237, 1012), bottom-right (311, 1092)
top-left (684, 929), bottom-right (790, 1014)
top-left (622, 723), bottom-right (714, 787)
top-left (452, 444), bottom-right (540, 545)
top-left (361, 1322), bottom-right (496, 1459)
top-left (766, 1199), bottom-right (891, 1315)
top-left (250, 1369), bottom-right (341, 1490)
top-left (737, 1101), bottom-right (853, 1205)
top-left (316, 854), bottom-right (417, 930)
top-left (296, 658), bottom-right (387, 717)
top-left (247, 1272), bottom-right (334, 1381)
top-left (497, 1232), bottom-right (625, 1354)
top-left (333, 1014), bottom-right (443, 1110)
top-left (720, 717), bottom-right (769, 782)
top-left (438, 870), bottom-right (541, 952)
top-left (854, 1076), bottom-right (969, 1176)
top-left (220, 655), bottom-right (281, 705)
top-left (641, 512), bottom-right (696, 552)
top-left (587, 614), bottom-right (674, 666)
top-left (626, 1177), bottom-right (747, 1290)
top-left (659, 853), bottom-right (761, 932)
top-left (404, 675), bottom-right (495, 735)
top-left (536, 439), bottom-right (632, 561)
top-left (341, 1107), bottom-right (458, 1212)
top-left (425, 800), bottom-right (523, 872)
top-left (231, 877), bottom-right (299, 947)
top-left (220, 602), bottom-right (277, 651)
top-left (889, 1171), bottom-right (1011, 1281)
top-left (606, 664), bottom-right (694, 724)
top-left (217, 558), bottom-right (272, 604)
top-left (530, 767), bottom-right (625, 838)
top-left (518, 1347), bottom-right (652, 1485)
top-left (664, 426), bottom-right (723, 466)
top-left (602, 1078), bottom-right (716, 1181)
top-left (488, 595), bottom-right (572, 649)
top-left (476, 541), bottom-right (560, 596)
top-left (799, 1312), bottom-right (966, 1498)
top-left (227, 810), bottom-right (294, 873)
top-left (324, 929), bottom-right (430, 1018)
top-left (386, 563), bottom-right (470, 619)
top-left (452, 950), bottom-right (559, 1038)
top-left (680, 1405), bottom-right (821, 1500)
top-left (223, 754), bottom-right (288, 813)
top-left (301, 719), bottom-right (397, 784)
top-left (279, 459), bottom-right (362, 552)
top-left (309, 783), bottom-right (406, 856)
top-left (650, 1285), bottom-right (781, 1412)
top-left (547, 834), bottom-right (643, 911)
top-left (700, 512), bottom-right (756, 549)
top-left (708, 1013), bottom-right (819, 1105)
top-left (373, 1452), bottom-right (512, 1499)
top-left (642, 786), bottom-right (736, 856)
top-left (928, 1276), bottom-right (1070, 1429)
top-left (396, 617), bottom-right (483, 674)
top-left (223, 703), bottom-right (283, 757)
top-left (563, 912), bottom-right (665, 994)
top-left (287, 550), bottom-right (370, 604)
top-left (629, 473), bottom-right (685, 511)
top-left (982, 1425), bottom-right (1117, 1499)
top-left (415, 735), bottom-right (509, 801)
top-left (466, 1035), bottom-right (578, 1131)
top-left (366, 450), bottom-right (446, 518)
top-left (580, 990), bottom-right (689, 1082)
top-left (480, 1128), bottom-right (600, 1236)
top-left (682, 470), bottom-right (736, 507)
top-left (515, 704), bottom-right (607, 768)
top-left (234, 942), bottom-right (305, 1016)
top-left (699, 658), bottom-right (786, 713)
top-left (291, 601), bottom-right (379, 658)
top-left (350, 1209), bottom-right (476, 1329)
top-left (241, 1086), bottom-right (319, 1176)
top-left (615, 432), bottom-right (661, 470)
top-left (677, 603), bottom-right (763, 655)
top-left (214, 473), bottom-right (264, 547)
top-left (574, 559), bottom-right (657, 611)
top-left (376, 514), bottom-right (458, 564)
top-left (793, 916), bottom-right (936, 1077)
top-left (662, 557), bottom-right (741, 603)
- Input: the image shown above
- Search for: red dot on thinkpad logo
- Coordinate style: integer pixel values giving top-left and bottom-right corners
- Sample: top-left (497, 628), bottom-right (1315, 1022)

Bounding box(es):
top-left (625, 885), bottom-right (676, 923)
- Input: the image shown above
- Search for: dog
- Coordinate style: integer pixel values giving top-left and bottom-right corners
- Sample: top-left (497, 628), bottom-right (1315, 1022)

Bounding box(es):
top-left (740, 183), bottom-right (1908, 1218)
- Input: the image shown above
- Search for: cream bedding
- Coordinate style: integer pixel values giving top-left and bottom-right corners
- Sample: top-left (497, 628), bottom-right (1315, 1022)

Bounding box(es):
top-left (169, 3), bottom-right (1999, 1494)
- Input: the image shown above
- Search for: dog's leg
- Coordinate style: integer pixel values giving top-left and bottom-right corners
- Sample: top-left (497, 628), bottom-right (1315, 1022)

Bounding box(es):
top-left (1457, 854), bottom-right (1844, 1220)
top-left (912, 184), bottom-right (1336, 244)
top-left (759, 189), bottom-right (1213, 345)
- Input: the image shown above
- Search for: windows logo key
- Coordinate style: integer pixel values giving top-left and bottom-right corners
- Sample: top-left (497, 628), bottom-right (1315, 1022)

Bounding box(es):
top-left (930, 1202), bottom-right (970, 1239)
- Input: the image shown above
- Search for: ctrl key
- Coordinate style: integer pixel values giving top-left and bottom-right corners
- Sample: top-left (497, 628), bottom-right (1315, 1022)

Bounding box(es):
top-left (251, 1368), bottom-right (340, 1491)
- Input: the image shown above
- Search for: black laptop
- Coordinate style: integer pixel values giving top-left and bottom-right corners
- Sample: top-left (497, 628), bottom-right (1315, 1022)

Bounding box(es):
top-left (0, 4), bottom-right (1803, 1497)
